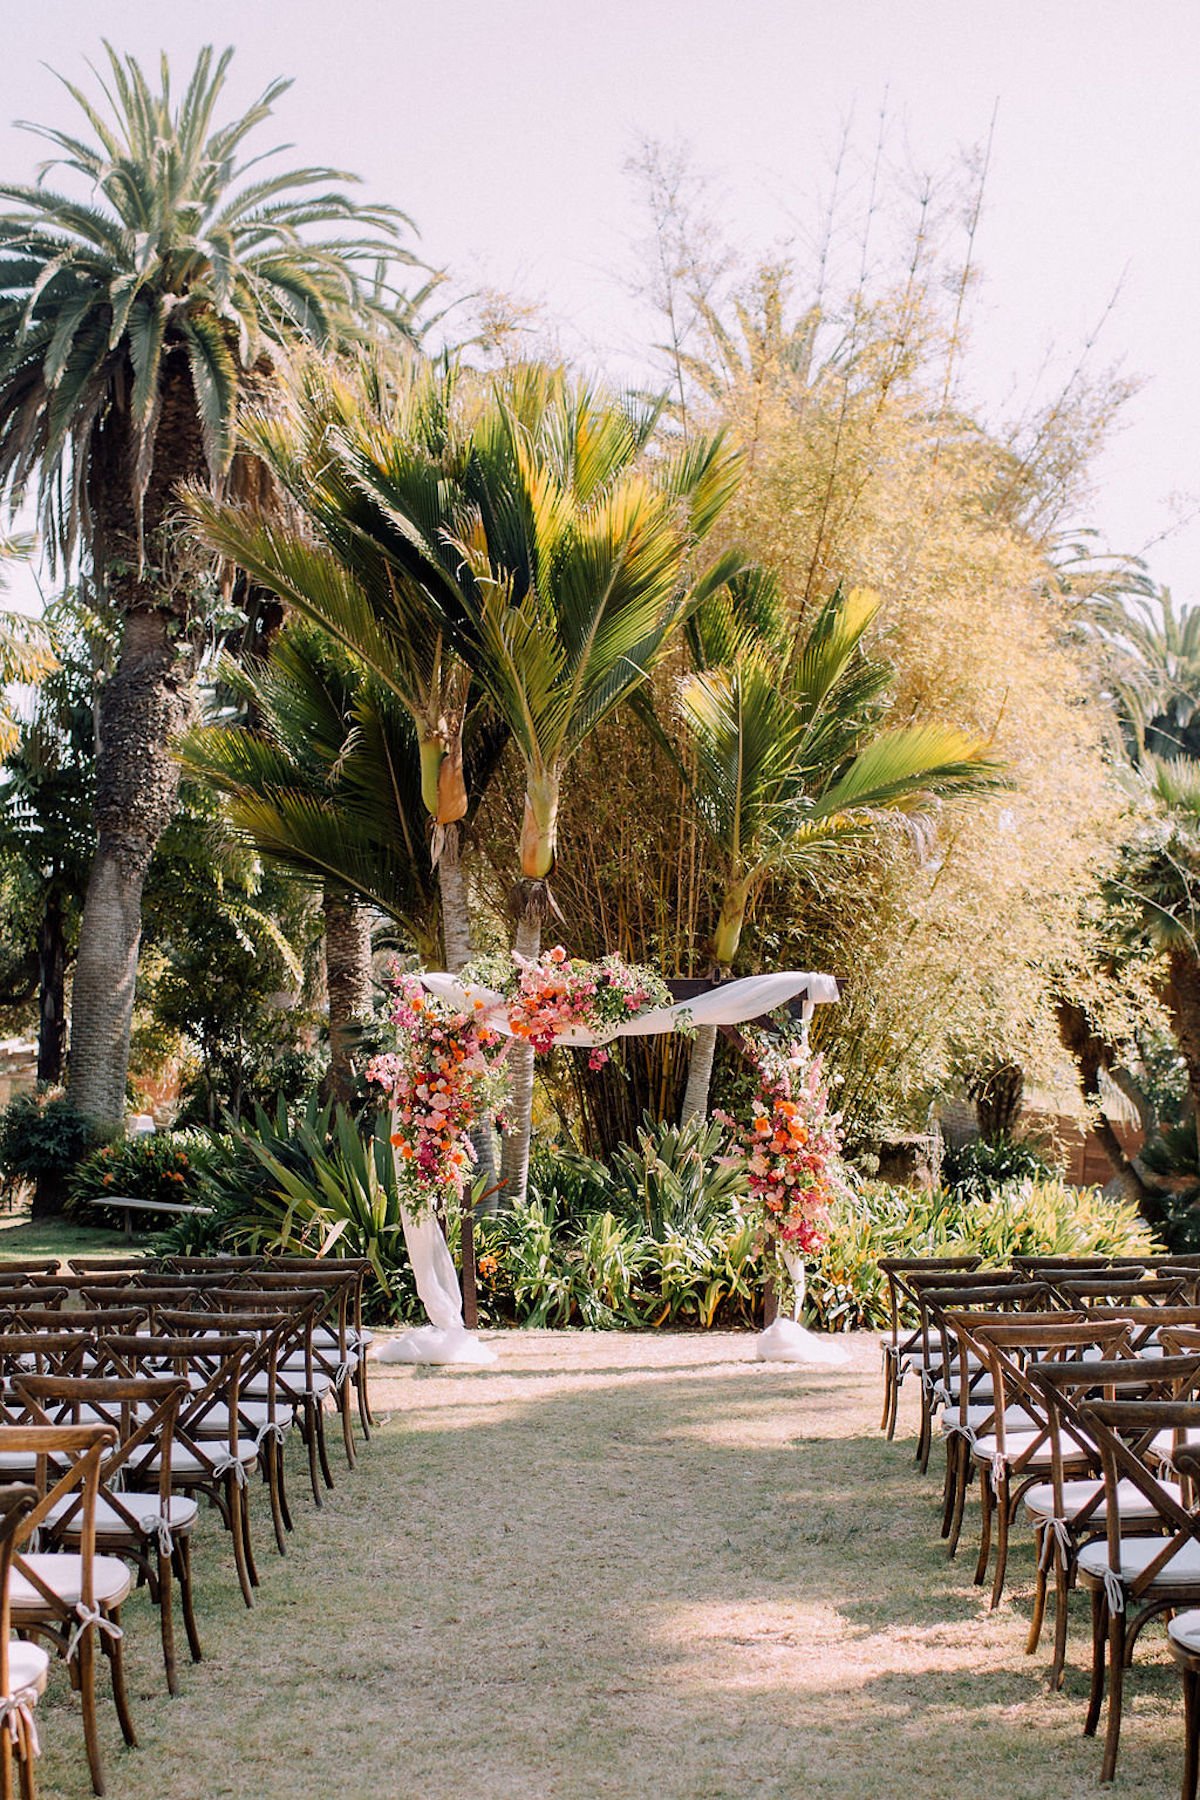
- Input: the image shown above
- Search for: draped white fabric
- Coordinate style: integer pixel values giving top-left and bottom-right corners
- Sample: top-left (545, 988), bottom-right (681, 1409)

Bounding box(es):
top-left (373, 970), bottom-right (840, 1367)
top-left (419, 969), bottom-right (839, 1041)
top-left (373, 1209), bottom-right (497, 1366)
top-left (755, 1245), bottom-right (849, 1366)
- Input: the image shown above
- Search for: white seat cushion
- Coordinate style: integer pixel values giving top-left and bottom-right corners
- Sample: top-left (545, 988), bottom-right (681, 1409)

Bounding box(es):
top-left (1078, 1535), bottom-right (1200, 1590)
top-left (9, 1553), bottom-right (132, 1612)
top-left (146, 1438), bottom-right (259, 1478)
top-left (1150, 1427), bottom-right (1200, 1462)
top-left (941, 1404), bottom-right (1038, 1436)
top-left (8, 1637), bottom-right (49, 1693)
top-left (1169, 1608), bottom-right (1200, 1654)
top-left (1024, 1477), bottom-right (1182, 1526)
top-left (188, 1401), bottom-right (294, 1436)
top-left (44, 1493), bottom-right (199, 1539)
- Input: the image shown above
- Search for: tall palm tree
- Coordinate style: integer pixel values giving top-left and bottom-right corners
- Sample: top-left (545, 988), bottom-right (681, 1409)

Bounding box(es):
top-left (177, 623), bottom-right (441, 1097)
top-left (0, 44), bottom-right (420, 1128)
top-left (676, 578), bottom-right (1004, 1120)
top-left (1089, 588), bottom-right (1200, 764)
top-left (191, 362), bottom-right (744, 1200)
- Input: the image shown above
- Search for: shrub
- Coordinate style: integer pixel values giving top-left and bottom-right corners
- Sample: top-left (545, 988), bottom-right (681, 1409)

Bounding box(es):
top-left (803, 1176), bottom-right (1161, 1331)
top-left (940, 1134), bottom-right (1061, 1201)
top-left (0, 1090), bottom-right (97, 1212)
top-left (67, 1131), bottom-right (211, 1231)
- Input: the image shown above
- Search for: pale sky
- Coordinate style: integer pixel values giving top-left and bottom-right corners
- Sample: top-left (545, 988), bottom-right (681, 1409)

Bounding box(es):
top-left (1, 0), bottom-right (1198, 604)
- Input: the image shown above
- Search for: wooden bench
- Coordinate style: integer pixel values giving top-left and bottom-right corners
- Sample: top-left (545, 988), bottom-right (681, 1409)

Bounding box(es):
top-left (81, 1194), bottom-right (214, 1242)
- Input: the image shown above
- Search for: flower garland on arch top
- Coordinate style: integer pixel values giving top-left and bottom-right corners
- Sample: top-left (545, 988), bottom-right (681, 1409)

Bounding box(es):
top-left (365, 951), bottom-right (675, 1215)
top-left (461, 946), bottom-right (675, 1069)
top-left (715, 1035), bottom-right (849, 1275)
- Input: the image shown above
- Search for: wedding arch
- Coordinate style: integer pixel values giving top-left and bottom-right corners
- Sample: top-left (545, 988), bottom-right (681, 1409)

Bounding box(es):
top-left (372, 964), bottom-right (842, 1368)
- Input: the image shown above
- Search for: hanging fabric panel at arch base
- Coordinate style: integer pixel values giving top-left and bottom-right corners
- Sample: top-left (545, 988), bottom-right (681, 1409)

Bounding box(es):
top-left (372, 970), bottom-right (840, 1367)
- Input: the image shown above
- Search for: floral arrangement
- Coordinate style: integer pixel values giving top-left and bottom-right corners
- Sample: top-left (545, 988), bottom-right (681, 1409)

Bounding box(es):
top-left (365, 973), bottom-right (508, 1216)
top-left (716, 1036), bottom-right (849, 1279)
top-left (461, 947), bottom-right (674, 1068)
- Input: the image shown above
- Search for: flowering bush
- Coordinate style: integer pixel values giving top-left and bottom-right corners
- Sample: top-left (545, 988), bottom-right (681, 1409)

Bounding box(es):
top-left (716, 1038), bottom-right (849, 1280)
top-left (365, 972), bottom-right (507, 1216)
top-left (67, 1131), bottom-right (210, 1231)
top-left (461, 947), bottom-right (674, 1067)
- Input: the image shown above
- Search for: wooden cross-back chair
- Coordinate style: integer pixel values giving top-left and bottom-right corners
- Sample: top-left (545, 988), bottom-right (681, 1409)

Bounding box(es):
top-left (14, 1375), bottom-right (196, 1695)
top-left (156, 1302), bottom-right (311, 1547)
top-left (1028, 1351), bottom-right (1200, 1692)
top-left (914, 1278), bottom-right (1053, 1484)
top-left (219, 1271), bottom-right (363, 1475)
top-left (942, 1313), bottom-right (1123, 1598)
top-left (1074, 1397), bottom-right (1200, 1783)
top-left (261, 1258), bottom-right (376, 1433)
top-left (0, 1424), bottom-right (133, 1797)
top-left (1050, 1272), bottom-right (1192, 1309)
top-left (876, 1257), bottom-right (984, 1441)
top-left (0, 1483), bottom-right (46, 1800)
top-left (98, 1333), bottom-right (259, 1609)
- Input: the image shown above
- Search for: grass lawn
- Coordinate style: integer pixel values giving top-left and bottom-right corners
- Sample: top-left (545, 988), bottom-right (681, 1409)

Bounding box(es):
top-left (0, 1206), bottom-right (133, 1261)
top-left (22, 1328), bottom-right (1185, 1799)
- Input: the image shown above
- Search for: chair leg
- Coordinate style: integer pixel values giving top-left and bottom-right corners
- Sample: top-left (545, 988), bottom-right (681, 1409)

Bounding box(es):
top-left (948, 1456), bottom-right (971, 1559)
top-left (974, 1475), bottom-right (993, 1587)
top-left (315, 1403), bottom-right (336, 1491)
top-left (103, 1608), bottom-right (137, 1749)
top-left (1051, 1551), bottom-right (1072, 1689)
top-left (990, 1476), bottom-right (1011, 1610)
top-left (1085, 1587), bottom-right (1108, 1738)
top-left (266, 1441), bottom-right (288, 1555)
top-left (277, 1439), bottom-right (294, 1533)
top-left (1027, 1535), bottom-right (1049, 1654)
top-left (356, 1358), bottom-right (373, 1437)
top-left (77, 1626), bottom-right (105, 1797)
top-left (158, 1545), bottom-right (178, 1696)
top-left (16, 1723), bottom-right (34, 1800)
top-left (1101, 1607), bottom-right (1127, 1783)
top-left (881, 1358), bottom-right (895, 1435)
top-left (240, 1481), bottom-right (260, 1590)
top-left (176, 1537), bottom-right (203, 1664)
top-left (340, 1378), bottom-right (357, 1469)
top-left (1183, 1663), bottom-right (1200, 1800)
top-left (228, 1479), bottom-right (255, 1608)
top-left (940, 1438), bottom-right (958, 1538)
top-left (0, 1714), bottom-right (13, 1800)
top-left (303, 1402), bottom-right (323, 1507)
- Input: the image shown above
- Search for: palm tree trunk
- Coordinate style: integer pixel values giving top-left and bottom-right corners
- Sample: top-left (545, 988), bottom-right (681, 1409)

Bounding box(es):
top-left (437, 825), bottom-right (472, 974)
top-left (323, 889), bottom-right (373, 1105)
top-left (69, 355), bottom-right (207, 1132)
top-left (498, 892), bottom-right (546, 1207)
top-left (680, 1023), bottom-right (719, 1125)
top-left (69, 607), bottom-right (195, 1128)
top-left (37, 883), bottom-right (67, 1085)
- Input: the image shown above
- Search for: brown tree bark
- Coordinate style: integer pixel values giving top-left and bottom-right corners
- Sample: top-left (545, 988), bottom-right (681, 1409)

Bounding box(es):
top-left (1055, 996), bottom-right (1157, 1201)
top-left (1167, 949), bottom-right (1200, 1157)
top-left (36, 884), bottom-right (67, 1085)
top-left (68, 353), bottom-right (208, 1131)
top-left (323, 889), bottom-right (374, 1106)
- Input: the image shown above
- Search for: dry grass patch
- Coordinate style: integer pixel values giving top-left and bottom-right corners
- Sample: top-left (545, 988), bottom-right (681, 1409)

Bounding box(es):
top-left (30, 1331), bottom-right (1182, 1798)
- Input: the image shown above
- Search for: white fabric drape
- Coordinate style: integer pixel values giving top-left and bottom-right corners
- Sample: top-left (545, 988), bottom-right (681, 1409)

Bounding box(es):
top-left (755, 1244), bottom-right (848, 1366)
top-left (372, 1208), bottom-right (497, 1366)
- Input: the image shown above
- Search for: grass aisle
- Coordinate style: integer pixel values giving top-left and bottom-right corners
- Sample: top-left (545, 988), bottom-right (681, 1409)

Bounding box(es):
top-left (35, 1331), bottom-right (1178, 1799)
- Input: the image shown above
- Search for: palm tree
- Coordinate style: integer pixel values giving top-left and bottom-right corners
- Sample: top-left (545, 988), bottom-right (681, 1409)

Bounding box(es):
top-left (676, 578), bottom-right (1004, 1120)
top-left (1089, 588), bottom-right (1200, 764)
top-left (191, 362), bottom-right (744, 1200)
top-left (0, 535), bottom-right (56, 755)
top-left (177, 623), bottom-right (441, 1098)
top-left (0, 44), bottom-right (420, 1129)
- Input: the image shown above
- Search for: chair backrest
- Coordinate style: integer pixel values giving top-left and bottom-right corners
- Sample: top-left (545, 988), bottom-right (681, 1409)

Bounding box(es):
top-left (1032, 1351), bottom-right (1200, 1534)
top-left (15, 1375), bottom-right (187, 1537)
top-left (0, 1306), bottom-right (147, 1335)
top-left (0, 1423), bottom-right (114, 1634)
top-left (962, 1317), bottom-right (1133, 1468)
top-left (1050, 1273), bottom-right (1191, 1308)
top-left (876, 1257), bottom-right (985, 1353)
top-left (99, 1334), bottom-right (248, 1471)
top-left (1012, 1254), bottom-right (1115, 1272)
top-left (1077, 1397), bottom-right (1200, 1605)
top-left (0, 1261), bottom-right (61, 1280)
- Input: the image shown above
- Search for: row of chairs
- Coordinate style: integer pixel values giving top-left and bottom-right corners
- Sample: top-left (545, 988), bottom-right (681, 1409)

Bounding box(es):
top-left (879, 1252), bottom-right (1200, 1795)
top-left (0, 1252), bottom-right (378, 1798)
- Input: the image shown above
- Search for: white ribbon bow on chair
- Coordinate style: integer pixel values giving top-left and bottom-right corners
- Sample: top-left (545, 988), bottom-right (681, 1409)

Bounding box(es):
top-left (1102, 1567), bottom-right (1126, 1616)
top-left (139, 1511), bottom-right (176, 1557)
top-left (211, 1453), bottom-right (250, 1487)
top-left (66, 1602), bottom-right (124, 1663)
top-left (990, 1452), bottom-right (1008, 1496)
top-left (0, 1689), bottom-right (40, 1756)
top-left (255, 1420), bottom-right (287, 1449)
